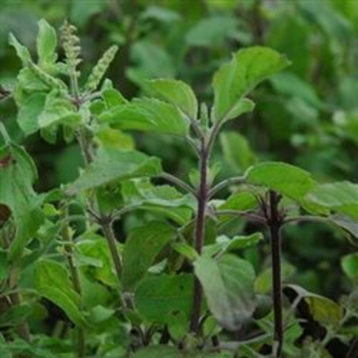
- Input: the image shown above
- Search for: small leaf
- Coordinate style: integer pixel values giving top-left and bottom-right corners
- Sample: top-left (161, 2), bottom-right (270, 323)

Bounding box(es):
top-left (218, 191), bottom-right (258, 211)
top-left (121, 179), bottom-right (194, 225)
top-left (223, 98), bottom-right (255, 123)
top-left (16, 92), bottom-right (46, 135)
top-left (102, 88), bottom-right (127, 107)
top-left (172, 242), bottom-right (199, 261)
top-left (0, 143), bottom-right (43, 260)
top-left (194, 254), bottom-right (256, 330)
top-left (204, 233), bottom-right (263, 258)
top-left (77, 234), bottom-right (118, 287)
top-left (213, 46), bottom-right (289, 121)
top-left (286, 284), bottom-right (342, 327)
top-left (135, 274), bottom-right (193, 324)
top-left (122, 221), bottom-right (176, 290)
top-left (99, 98), bottom-right (189, 136)
top-left (35, 259), bottom-right (87, 326)
top-left (307, 181), bottom-right (358, 219)
top-left (246, 162), bottom-right (315, 201)
top-left (341, 253), bottom-right (358, 282)
top-left (146, 79), bottom-right (198, 119)
top-left (38, 91), bottom-right (81, 129)
top-left (68, 148), bottom-right (162, 194)
top-left (9, 33), bottom-right (31, 65)
top-left (37, 19), bottom-right (58, 67)
top-left (0, 304), bottom-right (32, 327)
top-left (186, 15), bottom-right (241, 48)
top-left (220, 131), bottom-right (257, 173)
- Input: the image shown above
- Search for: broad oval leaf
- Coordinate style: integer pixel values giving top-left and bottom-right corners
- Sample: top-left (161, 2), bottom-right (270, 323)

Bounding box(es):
top-left (0, 143), bottom-right (43, 260)
top-left (67, 148), bottom-right (162, 194)
top-left (145, 79), bottom-right (198, 119)
top-left (16, 92), bottom-right (46, 135)
top-left (213, 46), bottom-right (290, 121)
top-left (220, 131), bottom-right (257, 174)
top-left (121, 179), bottom-right (195, 225)
top-left (194, 254), bottom-right (256, 330)
top-left (34, 259), bottom-right (87, 327)
top-left (204, 233), bottom-right (263, 258)
top-left (286, 284), bottom-right (342, 327)
top-left (76, 234), bottom-right (118, 287)
top-left (135, 274), bottom-right (193, 324)
top-left (99, 98), bottom-right (189, 136)
top-left (246, 161), bottom-right (315, 201)
top-left (307, 181), bottom-right (358, 219)
top-left (122, 221), bottom-right (176, 290)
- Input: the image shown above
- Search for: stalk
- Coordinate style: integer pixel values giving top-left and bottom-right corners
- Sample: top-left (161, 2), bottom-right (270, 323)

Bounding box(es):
top-left (76, 125), bottom-right (125, 306)
top-left (190, 139), bottom-right (208, 333)
top-left (100, 218), bottom-right (122, 279)
top-left (61, 207), bottom-right (85, 357)
top-left (268, 191), bottom-right (283, 357)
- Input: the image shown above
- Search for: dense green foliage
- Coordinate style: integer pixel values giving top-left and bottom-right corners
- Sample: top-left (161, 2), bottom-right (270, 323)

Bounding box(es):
top-left (1, 1), bottom-right (358, 357)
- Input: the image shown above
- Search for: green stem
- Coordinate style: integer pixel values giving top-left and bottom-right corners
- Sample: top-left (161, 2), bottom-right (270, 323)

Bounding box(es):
top-left (159, 172), bottom-right (197, 196)
top-left (208, 176), bottom-right (246, 198)
top-left (100, 218), bottom-right (122, 279)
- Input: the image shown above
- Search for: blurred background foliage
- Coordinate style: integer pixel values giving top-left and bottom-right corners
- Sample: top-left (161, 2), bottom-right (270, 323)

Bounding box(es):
top-left (1, 0), bottom-right (357, 302)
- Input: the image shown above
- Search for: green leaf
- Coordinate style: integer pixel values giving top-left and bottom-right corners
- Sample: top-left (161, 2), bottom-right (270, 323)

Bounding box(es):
top-left (99, 98), bottom-right (189, 136)
top-left (76, 234), bottom-right (118, 287)
top-left (16, 92), bottom-right (46, 135)
top-left (9, 33), bottom-right (31, 65)
top-left (218, 191), bottom-right (258, 211)
top-left (286, 284), bottom-right (342, 327)
top-left (135, 274), bottom-right (193, 324)
top-left (145, 79), bottom-right (198, 119)
top-left (133, 346), bottom-right (182, 358)
top-left (95, 126), bottom-right (134, 151)
top-left (186, 16), bottom-right (241, 48)
top-left (270, 71), bottom-right (322, 109)
top-left (0, 143), bottom-right (44, 260)
top-left (34, 259), bottom-right (87, 326)
top-left (307, 181), bottom-right (358, 219)
top-left (102, 88), bottom-right (127, 107)
top-left (0, 304), bottom-right (32, 327)
top-left (329, 215), bottom-right (358, 238)
top-left (220, 131), bottom-right (257, 173)
top-left (37, 19), bottom-right (57, 67)
top-left (213, 46), bottom-right (289, 121)
top-left (122, 221), bottom-right (176, 290)
top-left (127, 41), bottom-right (175, 87)
top-left (194, 254), bottom-right (256, 330)
top-left (204, 233), bottom-right (263, 257)
top-left (341, 253), bottom-right (358, 282)
top-left (246, 162), bottom-right (315, 201)
top-left (38, 91), bottom-right (81, 129)
top-left (121, 179), bottom-right (195, 225)
top-left (172, 242), bottom-right (199, 261)
top-left (68, 148), bottom-right (162, 194)
top-left (223, 98), bottom-right (255, 122)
